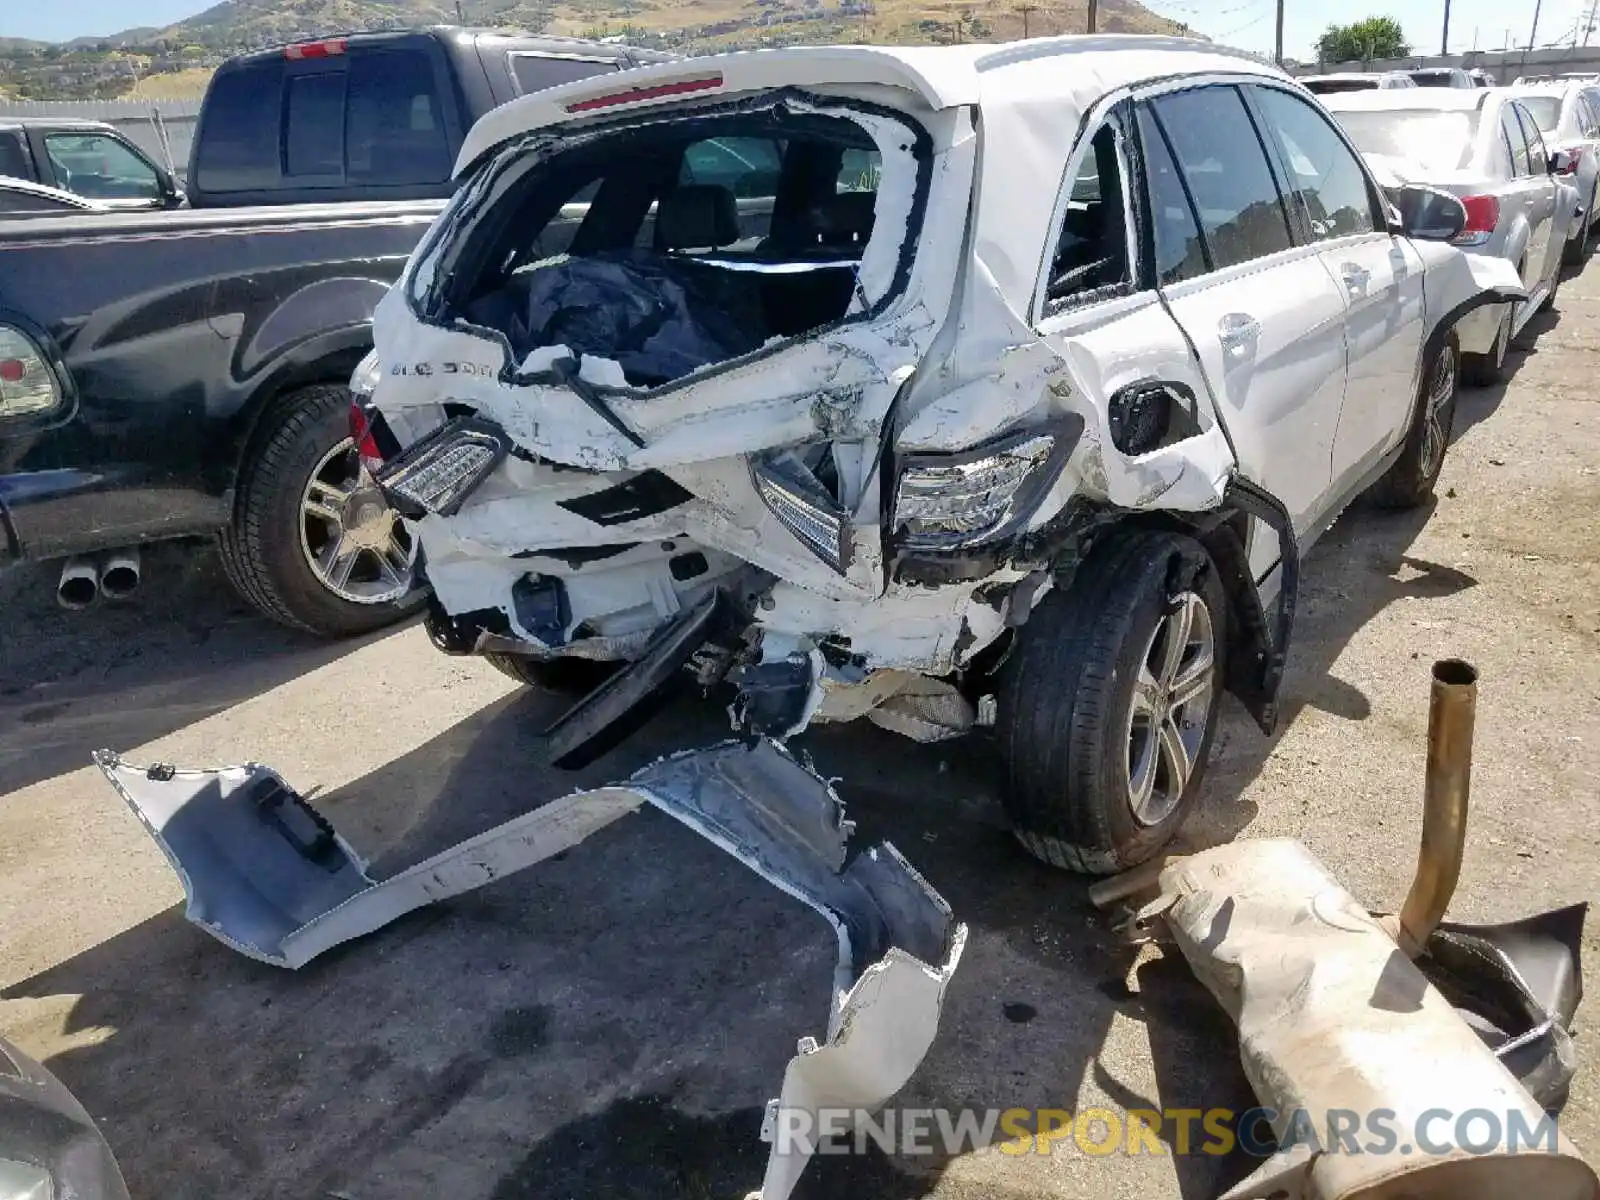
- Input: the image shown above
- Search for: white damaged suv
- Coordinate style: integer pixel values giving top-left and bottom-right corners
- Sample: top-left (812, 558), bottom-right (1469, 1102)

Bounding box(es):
top-left (355, 37), bottom-right (1522, 873)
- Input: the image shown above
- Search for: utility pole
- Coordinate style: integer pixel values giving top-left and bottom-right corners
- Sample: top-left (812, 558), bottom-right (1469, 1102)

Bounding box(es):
top-left (1521, 0), bottom-right (1542, 74)
top-left (1017, 3), bottom-right (1038, 39)
top-left (455, 0), bottom-right (465, 23)
top-left (1584, 0), bottom-right (1598, 47)
top-left (1087, 0), bottom-right (1098, 35)
top-left (1441, 0), bottom-right (1452, 55)
top-left (1274, 0), bottom-right (1284, 65)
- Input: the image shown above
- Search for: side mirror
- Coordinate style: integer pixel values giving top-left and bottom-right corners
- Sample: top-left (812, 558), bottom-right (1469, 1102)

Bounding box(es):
top-left (1391, 184), bottom-right (1468, 241)
top-left (1549, 149), bottom-right (1576, 176)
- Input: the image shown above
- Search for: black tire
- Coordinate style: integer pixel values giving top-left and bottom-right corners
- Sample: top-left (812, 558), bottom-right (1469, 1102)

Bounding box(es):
top-left (1461, 304), bottom-right (1511, 388)
top-left (996, 531), bottom-right (1228, 875)
top-left (485, 652), bottom-right (617, 694)
top-left (219, 383), bottom-right (427, 637)
top-left (1370, 334), bottom-right (1459, 510)
top-left (1563, 222), bottom-right (1589, 267)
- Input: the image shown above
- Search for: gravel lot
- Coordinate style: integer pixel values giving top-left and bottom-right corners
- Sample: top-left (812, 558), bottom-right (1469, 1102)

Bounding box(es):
top-left (2, 260), bottom-right (1597, 1199)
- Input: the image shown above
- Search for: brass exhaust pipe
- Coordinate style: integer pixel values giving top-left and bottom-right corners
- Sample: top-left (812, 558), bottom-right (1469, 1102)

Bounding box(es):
top-left (1384, 658), bottom-right (1477, 958)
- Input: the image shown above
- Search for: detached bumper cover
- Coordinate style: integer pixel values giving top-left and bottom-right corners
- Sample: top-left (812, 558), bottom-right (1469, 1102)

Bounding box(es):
top-left (93, 739), bottom-right (964, 1200)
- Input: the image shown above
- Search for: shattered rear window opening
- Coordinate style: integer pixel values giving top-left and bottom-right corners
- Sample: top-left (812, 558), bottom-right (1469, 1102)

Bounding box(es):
top-left (408, 93), bottom-right (928, 391)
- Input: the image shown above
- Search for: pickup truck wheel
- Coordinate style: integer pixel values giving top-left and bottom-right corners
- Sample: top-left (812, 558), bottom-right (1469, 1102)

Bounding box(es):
top-left (1370, 335), bottom-right (1458, 510)
top-left (1461, 305), bottom-right (1511, 388)
top-left (996, 531), bottom-right (1226, 875)
top-left (484, 653), bottom-right (617, 694)
top-left (219, 383), bottom-right (426, 637)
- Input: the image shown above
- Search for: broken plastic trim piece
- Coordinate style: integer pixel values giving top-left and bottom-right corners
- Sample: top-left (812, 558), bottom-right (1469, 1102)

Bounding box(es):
top-left (91, 739), bottom-right (963, 1200)
top-left (1221, 475), bottom-right (1298, 736)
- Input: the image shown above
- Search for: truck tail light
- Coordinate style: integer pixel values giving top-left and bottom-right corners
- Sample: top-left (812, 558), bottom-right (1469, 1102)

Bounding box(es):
top-left (285, 37), bottom-right (347, 59)
top-left (1451, 195), bottom-right (1501, 247)
top-left (564, 73), bottom-right (723, 114)
top-left (0, 325), bottom-right (62, 418)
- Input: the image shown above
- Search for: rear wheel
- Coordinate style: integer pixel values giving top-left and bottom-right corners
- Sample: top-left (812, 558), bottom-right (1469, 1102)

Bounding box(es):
top-left (219, 383), bottom-right (426, 637)
top-left (1371, 335), bottom-right (1458, 510)
top-left (484, 652), bottom-right (617, 695)
top-left (996, 531), bottom-right (1227, 875)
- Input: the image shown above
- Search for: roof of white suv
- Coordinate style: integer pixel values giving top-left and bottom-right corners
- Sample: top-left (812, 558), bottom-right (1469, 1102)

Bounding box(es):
top-left (458, 36), bottom-right (1286, 170)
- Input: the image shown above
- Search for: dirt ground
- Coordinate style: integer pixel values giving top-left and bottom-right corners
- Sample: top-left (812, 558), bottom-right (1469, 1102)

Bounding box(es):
top-left (2, 261), bottom-right (1597, 1200)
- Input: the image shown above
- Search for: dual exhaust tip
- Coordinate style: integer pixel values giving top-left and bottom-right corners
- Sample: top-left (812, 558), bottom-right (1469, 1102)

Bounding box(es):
top-left (57, 549), bottom-right (141, 610)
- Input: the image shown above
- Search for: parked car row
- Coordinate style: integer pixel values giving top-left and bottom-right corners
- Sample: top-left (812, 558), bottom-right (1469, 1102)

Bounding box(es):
top-left (1299, 65), bottom-right (1492, 95)
top-left (1320, 82), bottom-right (1587, 384)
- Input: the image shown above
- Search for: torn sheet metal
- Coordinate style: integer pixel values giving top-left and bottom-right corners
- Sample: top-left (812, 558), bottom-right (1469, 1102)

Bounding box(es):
top-left (93, 740), bottom-right (963, 1200)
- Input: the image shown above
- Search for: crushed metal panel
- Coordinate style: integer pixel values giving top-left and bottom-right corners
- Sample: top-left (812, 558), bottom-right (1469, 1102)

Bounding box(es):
top-left (93, 740), bottom-right (963, 1200)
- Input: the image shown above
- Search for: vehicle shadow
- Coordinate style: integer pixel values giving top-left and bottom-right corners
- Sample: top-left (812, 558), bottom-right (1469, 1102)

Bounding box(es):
top-left (0, 542), bottom-right (401, 795)
top-left (1, 504), bottom-right (1476, 1200)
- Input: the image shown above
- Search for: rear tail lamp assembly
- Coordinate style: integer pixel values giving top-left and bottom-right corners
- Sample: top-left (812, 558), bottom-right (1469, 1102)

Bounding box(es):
top-left (0, 324), bottom-right (62, 419)
top-left (374, 416), bottom-right (509, 519)
top-left (1451, 194), bottom-right (1501, 247)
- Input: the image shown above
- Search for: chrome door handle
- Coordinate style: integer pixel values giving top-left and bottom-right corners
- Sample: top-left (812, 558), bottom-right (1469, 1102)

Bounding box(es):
top-left (1219, 312), bottom-right (1261, 351)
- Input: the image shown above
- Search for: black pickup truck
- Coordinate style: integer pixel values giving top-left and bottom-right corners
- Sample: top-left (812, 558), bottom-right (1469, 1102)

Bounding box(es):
top-left (0, 27), bottom-right (671, 637)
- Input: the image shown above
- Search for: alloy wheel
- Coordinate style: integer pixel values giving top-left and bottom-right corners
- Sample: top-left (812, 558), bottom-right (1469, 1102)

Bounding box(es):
top-left (1125, 591), bottom-right (1217, 827)
top-left (299, 438), bottom-right (416, 605)
top-left (1417, 343), bottom-right (1458, 480)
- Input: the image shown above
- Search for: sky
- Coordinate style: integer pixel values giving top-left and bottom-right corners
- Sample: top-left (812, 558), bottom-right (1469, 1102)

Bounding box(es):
top-left (0, 0), bottom-right (1592, 53)
top-left (1142, 0), bottom-right (1594, 62)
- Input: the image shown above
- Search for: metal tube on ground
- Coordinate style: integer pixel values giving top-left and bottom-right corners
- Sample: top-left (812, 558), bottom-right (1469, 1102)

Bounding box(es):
top-left (98, 548), bottom-right (141, 601)
top-left (57, 556), bottom-right (99, 610)
top-left (1387, 658), bottom-right (1477, 957)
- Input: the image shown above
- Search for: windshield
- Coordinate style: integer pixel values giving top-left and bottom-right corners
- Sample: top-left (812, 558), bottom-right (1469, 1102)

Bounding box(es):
top-left (1517, 96), bottom-right (1563, 132)
top-left (1304, 78), bottom-right (1379, 94)
top-left (1410, 72), bottom-right (1457, 87)
top-left (1333, 109), bottom-right (1480, 173)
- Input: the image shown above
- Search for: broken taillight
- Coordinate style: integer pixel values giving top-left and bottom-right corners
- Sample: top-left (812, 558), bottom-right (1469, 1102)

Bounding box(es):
top-left (564, 73), bottom-right (723, 114)
top-left (348, 402), bottom-right (384, 473)
top-left (1451, 194), bottom-right (1501, 247)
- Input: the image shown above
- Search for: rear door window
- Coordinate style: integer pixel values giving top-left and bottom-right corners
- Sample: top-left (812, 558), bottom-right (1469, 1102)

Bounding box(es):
top-left (509, 53), bottom-right (619, 95)
top-left (194, 59), bottom-right (285, 190)
top-left (346, 49), bottom-right (452, 185)
top-left (1044, 120), bottom-right (1132, 310)
top-left (1137, 106), bottom-right (1209, 285)
top-left (1148, 85), bottom-right (1295, 270)
top-left (284, 73), bottom-right (346, 177)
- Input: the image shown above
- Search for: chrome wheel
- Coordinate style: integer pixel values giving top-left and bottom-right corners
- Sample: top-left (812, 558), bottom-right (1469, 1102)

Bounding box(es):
top-left (1126, 592), bottom-right (1216, 827)
top-left (1418, 342), bottom-right (1458, 480)
top-left (299, 438), bottom-right (415, 605)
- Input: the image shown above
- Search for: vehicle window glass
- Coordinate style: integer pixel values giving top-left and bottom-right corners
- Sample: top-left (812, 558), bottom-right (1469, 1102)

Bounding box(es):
top-left (1519, 96), bottom-right (1562, 133)
top-left (837, 147), bottom-right (881, 193)
top-left (1150, 85), bottom-right (1295, 270)
top-left (194, 60), bottom-right (284, 191)
top-left (1333, 108), bottom-right (1479, 174)
top-left (285, 72), bottom-right (345, 177)
top-left (1137, 106), bottom-right (1208, 285)
top-left (1503, 108), bottom-right (1534, 175)
top-left (1515, 103), bottom-right (1550, 170)
top-left (0, 186), bottom-right (78, 212)
top-left (1250, 86), bottom-right (1376, 240)
top-left (346, 50), bottom-right (451, 186)
top-left (678, 137), bottom-right (782, 199)
top-left (1045, 121), bottom-right (1131, 308)
top-left (1578, 95), bottom-right (1599, 137)
top-left (509, 53), bottom-right (618, 95)
top-left (0, 133), bottom-right (29, 181)
top-left (42, 133), bottom-right (162, 201)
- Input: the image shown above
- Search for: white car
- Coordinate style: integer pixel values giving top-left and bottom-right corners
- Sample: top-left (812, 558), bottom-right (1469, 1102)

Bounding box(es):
top-left (1300, 71), bottom-right (1418, 95)
top-left (1322, 87), bottom-right (1577, 385)
top-left (358, 37), bottom-right (1521, 873)
top-left (1509, 81), bottom-right (1600, 262)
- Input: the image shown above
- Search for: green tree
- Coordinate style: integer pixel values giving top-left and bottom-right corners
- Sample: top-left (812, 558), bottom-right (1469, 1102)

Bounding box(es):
top-left (1318, 16), bottom-right (1409, 63)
